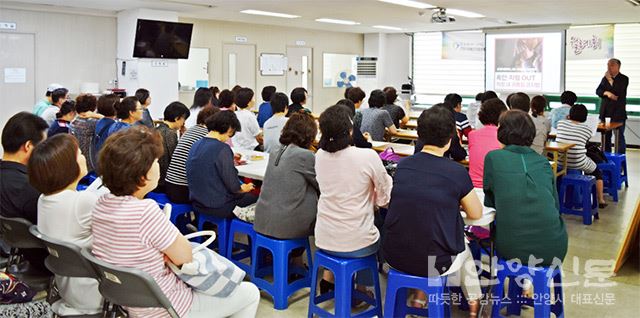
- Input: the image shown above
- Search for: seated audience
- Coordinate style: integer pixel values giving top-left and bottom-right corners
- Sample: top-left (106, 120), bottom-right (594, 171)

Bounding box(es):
top-left (508, 92), bottom-right (531, 112)
top-left (336, 99), bottom-right (372, 149)
top-left (155, 102), bottom-right (190, 193)
top-left (232, 87), bottom-right (263, 150)
top-left (445, 93), bottom-right (472, 138)
top-left (414, 103), bottom-right (467, 161)
top-left (72, 94), bottom-right (101, 171)
top-left (165, 107), bottom-right (219, 203)
top-left (257, 85), bottom-right (277, 127)
top-left (48, 100), bottom-right (76, 137)
top-left (28, 134), bottom-right (102, 315)
top-left (0, 112), bottom-right (50, 273)
top-left (93, 126), bottom-right (259, 317)
top-left (556, 105), bottom-right (607, 208)
top-left (218, 89), bottom-right (236, 111)
top-left (263, 92), bottom-right (290, 154)
top-left (466, 92), bottom-right (483, 129)
top-left (358, 89), bottom-right (397, 141)
top-left (92, 94), bottom-right (119, 164)
top-left (530, 95), bottom-right (551, 154)
top-left (185, 87), bottom-right (213, 128)
top-left (481, 90), bottom-right (498, 103)
top-left (314, 105), bottom-right (393, 296)
top-left (484, 110), bottom-right (568, 267)
top-left (33, 83), bottom-right (62, 116)
top-left (210, 86), bottom-right (221, 107)
top-left (41, 87), bottom-right (69, 125)
top-left (468, 98), bottom-right (508, 188)
top-left (135, 88), bottom-right (154, 128)
top-left (255, 113), bottom-right (319, 241)
top-left (383, 106), bottom-right (483, 316)
top-left (550, 91), bottom-right (577, 129)
top-left (187, 111), bottom-right (257, 219)
top-left (382, 86), bottom-right (408, 129)
top-left (347, 87), bottom-right (366, 128)
top-left (287, 87), bottom-right (310, 117)
top-left (106, 96), bottom-right (143, 137)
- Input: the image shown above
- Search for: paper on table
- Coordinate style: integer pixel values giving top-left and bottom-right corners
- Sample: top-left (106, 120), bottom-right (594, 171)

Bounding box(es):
top-left (586, 115), bottom-right (599, 137)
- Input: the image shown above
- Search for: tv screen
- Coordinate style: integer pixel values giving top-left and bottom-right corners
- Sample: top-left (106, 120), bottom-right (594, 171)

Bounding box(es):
top-left (133, 19), bottom-right (193, 59)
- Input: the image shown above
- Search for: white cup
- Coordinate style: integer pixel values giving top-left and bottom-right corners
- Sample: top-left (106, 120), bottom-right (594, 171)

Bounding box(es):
top-left (605, 118), bottom-right (611, 126)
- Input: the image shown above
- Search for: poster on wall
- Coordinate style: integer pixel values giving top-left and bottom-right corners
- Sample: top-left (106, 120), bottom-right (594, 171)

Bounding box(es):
top-left (441, 31), bottom-right (485, 61)
top-left (322, 53), bottom-right (358, 88)
top-left (494, 37), bottom-right (543, 91)
top-left (566, 25), bottom-right (614, 60)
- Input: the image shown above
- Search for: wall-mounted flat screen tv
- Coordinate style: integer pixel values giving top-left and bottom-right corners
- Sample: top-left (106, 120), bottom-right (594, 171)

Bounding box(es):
top-left (133, 19), bottom-right (193, 59)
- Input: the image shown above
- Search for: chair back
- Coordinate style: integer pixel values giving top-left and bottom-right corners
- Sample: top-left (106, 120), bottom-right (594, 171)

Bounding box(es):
top-left (28, 225), bottom-right (98, 279)
top-left (80, 248), bottom-right (179, 318)
top-left (0, 215), bottom-right (43, 249)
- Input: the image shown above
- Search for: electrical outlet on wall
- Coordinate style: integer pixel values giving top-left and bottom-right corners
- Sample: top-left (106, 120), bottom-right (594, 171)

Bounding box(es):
top-left (151, 60), bottom-right (169, 67)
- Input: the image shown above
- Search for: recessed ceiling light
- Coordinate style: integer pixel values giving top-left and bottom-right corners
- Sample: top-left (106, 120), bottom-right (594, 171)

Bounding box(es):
top-left (240, 9), bottom-right (300, 19)
top-left (373, 25), bottom-right (403, 31)
top-left (446, 8), bottom-right (485, 18)
top-left (378, 0), bottom-right (435, 9)
top-left (315, 18), bottom-right (360, 25)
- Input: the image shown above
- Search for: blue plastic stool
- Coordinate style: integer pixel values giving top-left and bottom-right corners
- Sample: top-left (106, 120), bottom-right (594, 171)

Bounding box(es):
top-left (605, 153), bottom-right (628, 189)
top-left (145, 192), bottom-right (193, 234)
top-left (598, 162), bottom-right (619, 202)
top-left (196, 213), bottom-right (231, 257)
top-left (384, 269), bottom-right (451, 318)
top-left (491, 258), bottom-right (564, 318)
top-left (308, 250), bottom-right (382, 318)
top-left (251, 234), bottom-right (312, 310)
top-left (558, 174), bottom-right (599, 225)
top-left (226, 219), bottom-right (256, 275)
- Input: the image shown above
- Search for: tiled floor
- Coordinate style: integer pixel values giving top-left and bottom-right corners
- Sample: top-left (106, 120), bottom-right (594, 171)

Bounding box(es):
top-left (255, 150), bottom-right (640, 317)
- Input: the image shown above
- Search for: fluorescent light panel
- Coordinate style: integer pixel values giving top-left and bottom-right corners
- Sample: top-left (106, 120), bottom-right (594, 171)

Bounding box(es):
top-left (378, 0), bottom-right (435, 9)
top-left (446, 8), bottom-right (485, 18)
top-left (315, 18), bottom-right (360, 25)
top-left (240, 9), bottom-right (300, 19)
top-left (373, 25), bottom-right (403, 31)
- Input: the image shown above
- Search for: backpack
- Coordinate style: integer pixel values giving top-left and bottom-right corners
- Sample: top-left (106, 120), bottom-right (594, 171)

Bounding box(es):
top-left (0, 272), bottom-right (36, 304)
top-left (91, 120), bottom-right (115, 161)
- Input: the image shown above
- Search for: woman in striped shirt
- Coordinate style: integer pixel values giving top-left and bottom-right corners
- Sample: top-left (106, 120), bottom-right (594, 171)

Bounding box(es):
top-left (92, 126), bottom-right (259, 318)
top-left (555, 104), bottom-right (607, 208)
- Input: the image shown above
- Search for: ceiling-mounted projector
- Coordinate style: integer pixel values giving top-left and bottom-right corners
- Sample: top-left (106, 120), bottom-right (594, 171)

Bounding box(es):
top-left (431, 8), bottom-right (456, 23)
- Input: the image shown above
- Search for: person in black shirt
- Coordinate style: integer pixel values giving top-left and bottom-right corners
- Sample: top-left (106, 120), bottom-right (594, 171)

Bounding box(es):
top-left (1, 112), bottom-right (50, 274)
top-left (336, 99), bottom-right (372, 149)
top-left (287, 87), bottom-right (309, 117)
top-left (413, 103), bottom-right (467, 161)
top-left (596, 58), bottom-right (629, 153)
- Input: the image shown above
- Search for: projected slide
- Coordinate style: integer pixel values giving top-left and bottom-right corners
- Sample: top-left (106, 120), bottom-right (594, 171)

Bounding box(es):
top-left (486, 32), bottom-right (563, 93)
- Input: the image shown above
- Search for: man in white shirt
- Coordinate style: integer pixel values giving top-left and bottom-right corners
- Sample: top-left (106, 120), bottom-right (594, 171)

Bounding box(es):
top-left (231, 87), bottom-right (262, 150)
top-left (263, 92), bottom-right (289, 154)
top-left (41, 87), bottom-right (69, 125)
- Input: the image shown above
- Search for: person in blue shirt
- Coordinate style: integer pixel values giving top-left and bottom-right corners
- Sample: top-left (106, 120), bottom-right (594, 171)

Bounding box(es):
top-left (47, 100), bottom-right (76, 137)
top-left (187, 111), bottom-right (257, 219)
top-left (257, 86), bottom-right (276, 128)
top-left (106, 96), bottom-right (143, 137)
top-left (92, 94), bottom-right (119, 163)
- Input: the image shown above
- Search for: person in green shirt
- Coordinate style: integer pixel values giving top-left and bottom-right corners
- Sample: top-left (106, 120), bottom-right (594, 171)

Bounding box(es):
top-left (483, 110), bottom-right (568, 267)
top-left (33, 83), bottom-right (63, 116)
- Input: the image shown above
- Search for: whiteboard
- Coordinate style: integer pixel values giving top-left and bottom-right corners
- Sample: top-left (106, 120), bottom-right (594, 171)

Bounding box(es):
top-left (260, 53), bottom-right (287, 76)
top-left (178, 48), bottom-right (210, 90)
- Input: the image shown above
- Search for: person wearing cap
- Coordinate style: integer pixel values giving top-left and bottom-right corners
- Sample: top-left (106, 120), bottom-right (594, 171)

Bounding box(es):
top-left (33, 83), bottom-right (63, 116)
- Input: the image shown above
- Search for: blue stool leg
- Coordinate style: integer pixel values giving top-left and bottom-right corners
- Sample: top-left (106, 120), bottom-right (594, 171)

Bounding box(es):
top-left (370, 261), bottom-right (383, 317)
top-left (582, 183), bottom-right (594, 225)
top-left (623, 159), bottom-right (628, 188)
top-left (308, 258), bottom-right (320, 318)
top-left (427, 277), bottom-right (447, 318)
top-left (334, 266), bottom-right (352, 318)
top-left (532, 272), bottom-right (552, 318)
top-left (272, 243), bottom-right (289, 310)
top-left (553, 271), bottom-right (564, 318)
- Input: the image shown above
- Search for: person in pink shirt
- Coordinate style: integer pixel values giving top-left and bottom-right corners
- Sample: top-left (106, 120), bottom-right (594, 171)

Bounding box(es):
top-left (468, 98), bottom-right (508, 188)
top-left (314, 105), bottom-right (393, 301)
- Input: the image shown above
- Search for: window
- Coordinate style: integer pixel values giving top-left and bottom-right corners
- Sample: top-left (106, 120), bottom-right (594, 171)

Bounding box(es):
top-left (413, 32), bottom-right (484, 96)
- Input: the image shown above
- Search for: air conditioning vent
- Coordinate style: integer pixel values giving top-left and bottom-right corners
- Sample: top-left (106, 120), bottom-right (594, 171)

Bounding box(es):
top-left (357, 57), bottom-right (377, 77)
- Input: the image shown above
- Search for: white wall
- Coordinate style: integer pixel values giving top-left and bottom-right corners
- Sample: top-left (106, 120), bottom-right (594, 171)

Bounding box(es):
top-left (179, 18), bottom-right (364, 114)
top-left (0, 8), bottom-right (116, 101)
top-left (362, 33), bottom-right (412, 101)
top-left (117, 9), bottom-right (179, 119)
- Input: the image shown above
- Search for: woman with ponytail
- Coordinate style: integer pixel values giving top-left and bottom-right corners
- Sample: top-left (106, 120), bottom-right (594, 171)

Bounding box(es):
top-left (47, 100), bottom-right (76, 137)
top-left (313, 105), bottom-right (393, 296)
top-left (530, 95), bottom-right (551, 154)
top-left (105, 96), bottom-right (143, 137)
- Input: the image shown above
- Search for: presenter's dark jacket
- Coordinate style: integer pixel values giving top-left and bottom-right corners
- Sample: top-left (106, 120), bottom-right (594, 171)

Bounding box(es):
top-left (596, 73), bottom-right (628, 122)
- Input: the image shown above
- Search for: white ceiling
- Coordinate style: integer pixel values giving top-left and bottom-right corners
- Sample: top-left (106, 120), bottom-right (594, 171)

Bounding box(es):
top-left (3, 0), bottom-right (640, 33)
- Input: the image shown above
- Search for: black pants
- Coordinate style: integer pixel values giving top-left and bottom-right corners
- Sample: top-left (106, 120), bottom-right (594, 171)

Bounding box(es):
top-left (165, 182), bottom-right (191, 204)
